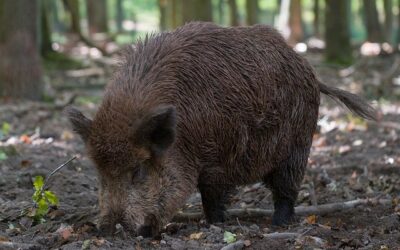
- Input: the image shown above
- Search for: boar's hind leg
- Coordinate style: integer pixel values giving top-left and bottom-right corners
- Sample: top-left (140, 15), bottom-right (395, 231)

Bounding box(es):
top-left (198, 180), bottom-right (233, 223)
top-left (264, 147), bottom-right (308, 226)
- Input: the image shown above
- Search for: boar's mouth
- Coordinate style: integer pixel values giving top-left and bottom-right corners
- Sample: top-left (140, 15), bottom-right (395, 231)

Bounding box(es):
top-left (136, 214), bottom-right (160, 238)
top-left (98, 212), bottom-right (160, 238)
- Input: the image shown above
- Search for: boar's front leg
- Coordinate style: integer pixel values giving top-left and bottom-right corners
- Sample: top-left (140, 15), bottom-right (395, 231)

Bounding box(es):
top-left (264, 147), bottom-right (309, 226)
top-left (198, 175), bottom-right (234, 223)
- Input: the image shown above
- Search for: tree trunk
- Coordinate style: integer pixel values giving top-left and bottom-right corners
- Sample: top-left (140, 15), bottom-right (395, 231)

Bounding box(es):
top-left (398, 0), bottom-right (400, 44)
top-left (182, 0), bottom-right (212, 23)
top-left (0, 0), bottom-right (43, 100)
top-left (325, 0), bottom-right (352, 65)
top-left (363, 0), bottom-right (384, 42)
top-left (217, 0), bottom-right (224, 24)
top-left (87, 0), bottom-right (108, 34)
top-left (63, 0), bottom-right (81, 34)
top-left (228, 0), bottom-right (239, 26)
top-left (383, 0), bottom-right (393, 42)
top-left (159, 0), bottom-right (168, 31)
top-left (41, 0), bottom-right (53, 56)
top-left (313, 0), bottom-right (320, 37)
top-left (246, 0), bottom-right (259, 25)
top-left (288, 0), bottom-right (303, 45)
top-left (171, 0), bottom-right (182, 28)
top-left (116, 0), bottom-right (124, 32)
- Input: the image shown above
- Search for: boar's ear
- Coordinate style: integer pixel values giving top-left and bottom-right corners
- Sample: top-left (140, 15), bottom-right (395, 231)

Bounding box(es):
top-left (64, 106), bottom-right (92, 142)
top-left (133, 105), bottom-right (177, 159)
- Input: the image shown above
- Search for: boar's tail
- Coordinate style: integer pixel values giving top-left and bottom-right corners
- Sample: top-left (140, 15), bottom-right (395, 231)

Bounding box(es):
top-left (319, 81), bottom-right (377, 121)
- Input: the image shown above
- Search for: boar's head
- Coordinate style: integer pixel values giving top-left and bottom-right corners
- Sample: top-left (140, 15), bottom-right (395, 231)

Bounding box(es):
top-left (65, 105), bottom-right (183, 237)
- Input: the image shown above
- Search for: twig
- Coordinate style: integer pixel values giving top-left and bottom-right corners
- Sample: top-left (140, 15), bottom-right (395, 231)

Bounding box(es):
top-left (263, 232), bottom-right (299, 239)
top-left (0, 241), bottom-right (39, 250)
top-left (236, 217), bottom-right (244, 231)
top-left (172, 197), bottom-right (392, 222)
top-left (42, 156), bottom-right (77, 190)
top-left (78, 33), bottom-right (109, 56)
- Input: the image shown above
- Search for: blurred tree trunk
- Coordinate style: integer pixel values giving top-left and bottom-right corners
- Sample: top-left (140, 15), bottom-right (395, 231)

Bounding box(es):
top-left (228, 0), bottom-right (239, 26)
top-left (363, 0), bottom-right (384, 42)
top-left (288, 0), bottom-right (303, 45)
top-left (87, 0), bottom-right (108, 34)
top-left (159, 0), bottom-right (168, 31)
top-left (171, 0), bottom-right (182, 28)
top-left (218, 0), bottom-right (224, 24)
top-left (160, 0), bottom-right (182, 30)
top-left (398, 0), bottom-right (400, 44)
top-left (313, 0), bottom-right (320, 37)
top-left (182, 0), bottom-right (212, 23)
top-left (325, 0), bottom-right (352, 65)
top-left (116, 0), bottom-right (124, 32)
top-left (383, 0), bottom-right (393, 42)
top-left (0, 0), bottom-right (43, 100)
top-left (246, 0), bottom-right (259, 25)
top-left (41, 0), bottom-right (53, 56)
top-left (63, 0), bottom-right (81, 34)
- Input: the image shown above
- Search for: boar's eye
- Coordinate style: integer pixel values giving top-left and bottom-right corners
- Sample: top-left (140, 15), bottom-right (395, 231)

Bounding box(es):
top-left (132, 165), bottom-right (148, 183)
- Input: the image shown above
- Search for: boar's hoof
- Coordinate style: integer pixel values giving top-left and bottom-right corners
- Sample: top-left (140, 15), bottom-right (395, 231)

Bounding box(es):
top-left (272, 201), bottom-right (296, 226)
top-left (206, 210), bottom-right (227, 224)
top-left (272, 213), bottom-right (297, 227)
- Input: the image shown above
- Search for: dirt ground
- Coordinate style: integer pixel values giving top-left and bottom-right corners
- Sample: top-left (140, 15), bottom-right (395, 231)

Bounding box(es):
top-left (0, 51), bottom-right (400, 250)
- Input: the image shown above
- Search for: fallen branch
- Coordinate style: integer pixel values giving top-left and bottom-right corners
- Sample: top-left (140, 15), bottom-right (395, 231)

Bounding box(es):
top-left (0, 241), bottom-right (39, 250)
top-left (78, 33), bottom-right (109, 56)
top-left (263, 232), bottom-right (299, 239)
top-left (173, 198), bottom-right (392, 222)
top-left (379, 121), bottom-right (400, 131)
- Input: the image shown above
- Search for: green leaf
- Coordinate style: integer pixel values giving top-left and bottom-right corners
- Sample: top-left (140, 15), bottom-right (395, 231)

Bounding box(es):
top-left (33, 176), bottom-right (44, 191)
top-left (223, 231), bottom-right (237, 244)
top-left (32, 190), bottom-right (41, 203)
top-left (0, 151), bottom-right (7, 161)
top-left (36, 199), bottom-right (49, 217)
top-left (44, 191), bottom-right (59, 205)
top-left (82, 239), bottom-right (91, 250)
top-left (2, 122), bottom-right (10, 135)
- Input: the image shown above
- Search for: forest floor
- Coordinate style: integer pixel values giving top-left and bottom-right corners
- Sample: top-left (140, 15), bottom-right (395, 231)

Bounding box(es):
top-left (0, 50), bottom-right (400, 250)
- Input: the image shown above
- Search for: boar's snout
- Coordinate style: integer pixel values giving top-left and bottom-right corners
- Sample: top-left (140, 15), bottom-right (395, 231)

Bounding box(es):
top-left (98, 207), bottom-right (160, 238)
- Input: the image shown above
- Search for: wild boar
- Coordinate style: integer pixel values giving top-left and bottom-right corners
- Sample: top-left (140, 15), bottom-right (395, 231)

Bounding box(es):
top-left (66, 22), bottom-right (376, 237)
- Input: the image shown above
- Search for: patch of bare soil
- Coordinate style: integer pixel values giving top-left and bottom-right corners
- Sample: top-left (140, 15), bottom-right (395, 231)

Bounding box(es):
top-left (1, 53), bottom-right (400, 249)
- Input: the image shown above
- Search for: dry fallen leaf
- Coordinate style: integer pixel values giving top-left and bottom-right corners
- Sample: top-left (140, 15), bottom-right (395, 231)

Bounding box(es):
top-left (306, 214), bottom-right (317, 224)
top-left (189, 232), bottom-right (203, 240)
top-left (56, 225), bottom-right (74, 240)
top-left (243, 240), bottom-right (251, 247)
top-left (61, 130), bottom-right (74, 141)
top-left (0, 236), bottom-right (9, 242)
top-left (93, 238), bottom-right (106, 246)
top-left (20, 134), bottom-right (31, 144)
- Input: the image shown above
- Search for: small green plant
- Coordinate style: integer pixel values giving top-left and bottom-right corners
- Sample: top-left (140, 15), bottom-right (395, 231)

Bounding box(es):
top-left (32, 176), bottom-right (59, 222)
top-left (0, 122), bottom-right (11, 140)
top-left (0, 150), bottom-right (7, 161)
top-left (29, 156), bottom-right (76, 223)
top-left (223, 231), bottom-right (237, 244)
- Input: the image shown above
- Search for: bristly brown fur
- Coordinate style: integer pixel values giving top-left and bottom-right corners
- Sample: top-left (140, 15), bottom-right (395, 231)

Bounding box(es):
top-left (66, 22), bottom-right (376, 237)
